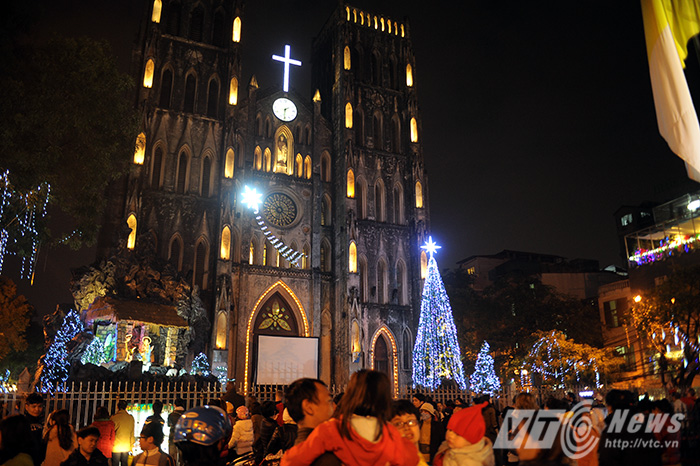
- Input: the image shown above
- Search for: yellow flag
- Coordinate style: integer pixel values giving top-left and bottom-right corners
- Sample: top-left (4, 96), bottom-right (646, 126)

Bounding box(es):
top-left (642, 0), bottom-right (700, 180)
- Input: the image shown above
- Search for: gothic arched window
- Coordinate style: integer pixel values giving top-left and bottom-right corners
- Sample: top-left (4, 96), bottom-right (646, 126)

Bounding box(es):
top-left (396, 260), bottom-right (406, 305)
top-left (159, 68), bottom-right (173, 108)
top-left (232, 17), bottom-right (241, 42)
top-left (220, 226), bottom-right (231, 260)
top-left (357, 178), bottom-right (367, 219)
top-left (304, 156), bottom-right (312, 179)
top-left (143, 59), bottom-right (154, 88)
top-left (375, 179), bottom-right (385, 222)
top-left (254, 146), bottom-right (262, 171)
top-left (321, 152), bottom-right (331, 182)
top-left (344, 46), bottom-right (351, 70)
top-left (225, 149), bottom-right (234, 178)
top-left (200, 156), bottom-right (211, 197)
top-left (321, 241), bottom-right (331, 272)
top-left (415, 180), bottom-right (423, 208)
top-left (207, 78), bottom-right (219, 118)
top-left (194, 240), bottom-right (208, 290)
top-left (377, 259), bottom-right (387, 304)
top-left (169, 235), bottom-right (183, 271)
top-left (359, 256), bottom-right (368, 301)
top-left (151, 146), bottom-right (163, 187)
top-left (176, 150), bottom-right (189, 194)
top-left (345, 103), bottom-right (353, 128)
top-left (321, 196), bottom-right (331, 226)
top-left (184, 74), bottom-right (196, 113)
top-left (133, 133), bottom-right (146, 165)
top-left (349, 241), bottom-right (357, 273)
top-left (229, 77), bottom-right (238, 105)
top-left (212, 9), bottom-right (226, 47)
top-left (347, 169), bottom-right (355, 198)
top-left (189, 5), bottom-right (204, 42)
top-left (151, 0), bottom-right (162, 23)
top-left (165, 2), bottom-right (181, 35)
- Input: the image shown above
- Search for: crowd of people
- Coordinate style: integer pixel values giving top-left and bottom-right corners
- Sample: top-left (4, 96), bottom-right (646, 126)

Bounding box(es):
top-left (0, 378), bottom-right (698, 466)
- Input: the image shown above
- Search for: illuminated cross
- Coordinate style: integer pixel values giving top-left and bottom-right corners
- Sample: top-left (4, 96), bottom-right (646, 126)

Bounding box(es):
top-left (272, 45), bottom-right (302, 92)
top-left (421, 236), bottom-right (441, 259)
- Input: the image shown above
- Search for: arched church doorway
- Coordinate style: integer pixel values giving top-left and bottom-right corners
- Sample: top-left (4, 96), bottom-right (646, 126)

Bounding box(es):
top-left (370, 326), bottom-right (399, 397)
top-left (244, 281), bottom-right (309, 392)
top-left (374, 335), bottom-right (389, 375)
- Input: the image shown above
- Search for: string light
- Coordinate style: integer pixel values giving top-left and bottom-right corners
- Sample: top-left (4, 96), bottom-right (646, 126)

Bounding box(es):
top-left (523, 330), bottom-right (602, 389)
top-left (413, 238), bottom-right (467, 389)
top-left (629, 234), bottom-right (700, 265)
top-left (0, 170), bottom-right (50, 279)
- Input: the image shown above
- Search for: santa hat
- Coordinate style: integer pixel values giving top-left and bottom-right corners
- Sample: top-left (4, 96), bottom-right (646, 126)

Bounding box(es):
top-left (447, 402), bottom-right (487, 444)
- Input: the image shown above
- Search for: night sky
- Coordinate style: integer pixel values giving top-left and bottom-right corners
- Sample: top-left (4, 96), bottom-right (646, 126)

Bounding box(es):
top-left (5, 0), bottom-right (699, 315)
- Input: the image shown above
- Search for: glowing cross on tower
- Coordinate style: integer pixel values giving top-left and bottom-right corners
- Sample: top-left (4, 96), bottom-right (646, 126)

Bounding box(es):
top-left (421, 236), bottom-right (441, 259)
top-left (272, 45), bottom-right (302, 92)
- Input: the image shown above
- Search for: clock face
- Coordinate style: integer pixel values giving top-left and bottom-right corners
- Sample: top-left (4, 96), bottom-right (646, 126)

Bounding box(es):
top-left (262, 193), bottom-right (298, 227)
top-left (272, 97), bottom-right (298, 122)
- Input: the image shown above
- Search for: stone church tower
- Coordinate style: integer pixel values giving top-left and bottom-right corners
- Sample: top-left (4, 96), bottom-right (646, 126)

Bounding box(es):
top-left (100, 0), bottom-right (430, 392)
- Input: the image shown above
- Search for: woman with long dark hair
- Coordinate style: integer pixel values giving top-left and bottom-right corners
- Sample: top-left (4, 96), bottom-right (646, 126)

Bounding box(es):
top-left (281, 370), bottom-right (419, 466)
top-left (0, 415), bottom-right (34, 466)
top-left (42, 409), bottom-right (77, 466)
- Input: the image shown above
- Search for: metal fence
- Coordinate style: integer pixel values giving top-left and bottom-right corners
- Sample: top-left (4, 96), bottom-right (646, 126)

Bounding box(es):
top-left (1, 380), bottom-right (221, 428)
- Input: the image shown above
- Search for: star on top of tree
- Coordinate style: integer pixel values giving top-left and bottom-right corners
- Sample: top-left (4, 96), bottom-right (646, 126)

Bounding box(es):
top-left (421, 236), bottom-right (441, 258)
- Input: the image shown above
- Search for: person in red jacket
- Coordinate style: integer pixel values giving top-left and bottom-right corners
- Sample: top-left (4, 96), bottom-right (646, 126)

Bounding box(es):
top-left (281, 370), bottom-right (419, 466)
top-left (91, 406), bottom-right (115, 461)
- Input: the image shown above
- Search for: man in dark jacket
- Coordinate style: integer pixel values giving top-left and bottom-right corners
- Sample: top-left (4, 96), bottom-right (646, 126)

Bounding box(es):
top-left (60, 426), bottom-right (108, 466)
top-left (222, 382), bottom-right (246, 411)
top-left (23, 392), bottom-right (46, 466)
top-left (253, 401), bottom-right (279, 464)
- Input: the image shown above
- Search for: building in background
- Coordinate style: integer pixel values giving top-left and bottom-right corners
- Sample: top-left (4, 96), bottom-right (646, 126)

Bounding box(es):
top-left (457, 249), bottom-right (622, 299)
top-left (96, 1), bottom-right (429, 391)
top-left (599, 189), bottom-right (700, 390)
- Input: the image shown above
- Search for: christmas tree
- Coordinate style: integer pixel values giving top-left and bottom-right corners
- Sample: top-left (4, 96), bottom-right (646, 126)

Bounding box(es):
top-left (413, 237), bottom-right (467, 389)
top-left (39, 309), bottom-right (83, 393)
top-left (190, 352), bottom-right (211, 376)
top-left (80, 336), bottom-right (106, 366)
top-left (470, 341), bottom-right (501, 394)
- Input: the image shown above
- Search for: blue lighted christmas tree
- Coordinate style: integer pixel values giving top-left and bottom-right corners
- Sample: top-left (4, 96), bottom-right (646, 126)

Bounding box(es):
top-left (470, 341), bottom-right (501, 394)
top-left (39, 309), bottom-right (83, 393)
top-left (413, 237), bottom-right (467, 389)
top-left (190, 352), bottom-right (211, 377)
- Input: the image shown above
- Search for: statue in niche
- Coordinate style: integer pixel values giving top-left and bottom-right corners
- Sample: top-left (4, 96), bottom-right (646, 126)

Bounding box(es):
top-left (276, 134), bottom-right (288, 171)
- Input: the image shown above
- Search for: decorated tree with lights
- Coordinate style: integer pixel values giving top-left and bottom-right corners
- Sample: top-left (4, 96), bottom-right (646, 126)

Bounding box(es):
top-left (190, 352), bottom-right (211, 377)
top-left (38, 309), bottom-right (83, 393)
top-left (470, 341), bottom-right (501, 394)
top-left (413, 237), bottom-right (467, 389)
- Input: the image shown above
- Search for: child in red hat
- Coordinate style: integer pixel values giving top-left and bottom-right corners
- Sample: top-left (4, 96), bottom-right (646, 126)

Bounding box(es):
top-left (433, 402), bottom-right (495, 466)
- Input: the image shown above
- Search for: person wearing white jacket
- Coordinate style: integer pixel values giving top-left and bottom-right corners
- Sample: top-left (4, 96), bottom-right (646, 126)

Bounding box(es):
top-left (229, 406), bottom-right (255, 456)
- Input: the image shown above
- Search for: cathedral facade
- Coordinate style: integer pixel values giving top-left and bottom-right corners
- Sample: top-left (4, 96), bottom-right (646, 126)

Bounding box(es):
top-left (100, 0), bottom-right (431, 392)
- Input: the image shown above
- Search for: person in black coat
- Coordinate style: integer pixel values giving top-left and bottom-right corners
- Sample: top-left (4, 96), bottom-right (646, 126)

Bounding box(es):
top-left (253, 401), bottom-right (278, 464)
top-left (60, 426), bottom-right (108, 466)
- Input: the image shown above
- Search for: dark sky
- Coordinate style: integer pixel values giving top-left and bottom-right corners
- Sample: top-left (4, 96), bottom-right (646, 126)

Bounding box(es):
top-left (5, 0), bottom-right (699, 315)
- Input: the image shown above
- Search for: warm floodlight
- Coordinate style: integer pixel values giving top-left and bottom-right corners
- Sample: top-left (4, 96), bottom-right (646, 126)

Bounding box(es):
top-left (241, 186), bottom-right (262, 212)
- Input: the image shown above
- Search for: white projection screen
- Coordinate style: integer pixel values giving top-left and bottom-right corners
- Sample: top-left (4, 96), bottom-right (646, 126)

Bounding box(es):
top-left (256, 335), bottom-right (319, 385)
